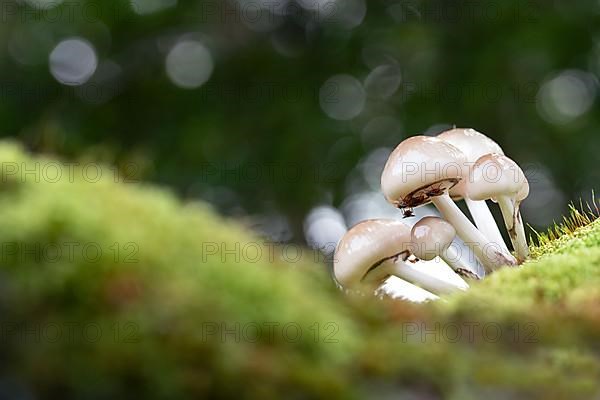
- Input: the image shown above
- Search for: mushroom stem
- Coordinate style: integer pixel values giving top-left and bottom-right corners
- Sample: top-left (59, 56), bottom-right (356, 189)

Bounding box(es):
top-left (377, 276), bottom-right (440, 302)
top-left (439, 244), bottom-right (480, 280)
top-left (368, 258), bottom-right (468, 295)
top-left (496, 196), bottom-right (529, 263)
top-left (464, 198), bottom-right (509, 253)
top-left (430, 194), bottom-right (517, 272)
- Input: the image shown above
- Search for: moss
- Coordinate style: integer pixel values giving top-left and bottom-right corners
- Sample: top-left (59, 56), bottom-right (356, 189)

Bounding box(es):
top-left (0, 141), bottom-right (361, 398)
top-left (1, 141), bottom-right (600, 399)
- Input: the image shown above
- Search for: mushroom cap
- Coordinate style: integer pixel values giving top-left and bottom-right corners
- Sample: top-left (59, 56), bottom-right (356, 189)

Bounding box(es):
top-left (437, 128), bottom-right (504, 198)
top-left (438, 128), bottom-right (504, 162)
top-left (466, 153), bottom-right (529, 202)
top-left (381, 136), bottom-right (467, 208)
top-left (410, 217), bottom-right (456, 261)
top-left (333, 219), bottom-right (411, 289)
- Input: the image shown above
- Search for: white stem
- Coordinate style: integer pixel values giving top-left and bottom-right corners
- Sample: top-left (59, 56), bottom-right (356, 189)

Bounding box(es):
top-left (440, 245), bottom-right (481, 280)
top-left (497, 196), bottom-right (529, 263)
top-left (464, 198), bottom-right (509, 253)
top-left (431, 194), bottom-right (517, 272)
top-left (376, 276), bottom-right (440, 303)
top-left (369, 259), bottom-right (467, 295)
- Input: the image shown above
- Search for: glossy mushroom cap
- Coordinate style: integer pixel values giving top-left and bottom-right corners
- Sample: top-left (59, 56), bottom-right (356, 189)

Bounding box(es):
top-left (410, 217), bottom-right (456, 261)
top-left (437, 128), bottom-right (504, 198)
top-left (333, 219), bottom-right (411, 289)
top-left (381, 136), bottom-right (467, 208)
top-left (438, 128), bottom-right (504, 162)
top-left (466, 154), bottom-right (529, 202)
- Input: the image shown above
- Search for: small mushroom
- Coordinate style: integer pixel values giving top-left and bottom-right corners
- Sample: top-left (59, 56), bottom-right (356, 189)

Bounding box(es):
top-left (437, 128), bottom-right (510, 254)
top-left (381, 136), bottom-right (516, 272)
top-left (467, 153), bottom-right (530, 262)
top-left (333, 219), bottom-right (468, 295)
top-left (411, 216), bottom-right (481, 280)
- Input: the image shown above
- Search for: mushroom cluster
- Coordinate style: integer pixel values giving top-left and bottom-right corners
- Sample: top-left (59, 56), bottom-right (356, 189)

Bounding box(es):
top-left (333, 128), bottom-right (530, 299)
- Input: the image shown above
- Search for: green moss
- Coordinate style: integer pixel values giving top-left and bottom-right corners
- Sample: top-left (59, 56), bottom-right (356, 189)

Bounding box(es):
top-left (441, 215), bottom-right (600, 317)
top-left (1, 141), bottom-right (600, 399)
top-left (0, 141), bottom-right (361, 398)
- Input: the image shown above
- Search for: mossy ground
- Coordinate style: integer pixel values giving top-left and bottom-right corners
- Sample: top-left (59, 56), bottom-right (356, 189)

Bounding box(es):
top-left (1, 142), bottom-right (599, 399)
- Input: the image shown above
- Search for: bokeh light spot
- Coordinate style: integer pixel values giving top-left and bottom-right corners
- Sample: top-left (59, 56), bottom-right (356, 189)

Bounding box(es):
top-left (364, 64), bottom-right (402, 99)
top-left (537, 70), bottom-right (597, 124)
top-left (319, 74), bottom-right (366, 120)
top-left (49, 38), bottom-right (98, 86)
top-left (303, 206), bottom-right (347, 253)
top-left (166, 40), bottom-right (214, 89)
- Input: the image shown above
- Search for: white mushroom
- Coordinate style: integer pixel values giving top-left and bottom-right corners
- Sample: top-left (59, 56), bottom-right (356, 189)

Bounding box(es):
top-left (410, 216), bottom-right (480, 280)
top-left (467, 154), bottom-right (530, 262)
top-left (381, 136), bottom-right (516, 272)
top-left (333, 219), bottom-right (468, 295)
top-left (437, 128), bottom-right (510, 254)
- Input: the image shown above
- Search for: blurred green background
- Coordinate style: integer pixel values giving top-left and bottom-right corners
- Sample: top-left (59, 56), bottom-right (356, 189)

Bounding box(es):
top-left (1, 0), bottom-right (599, 245)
